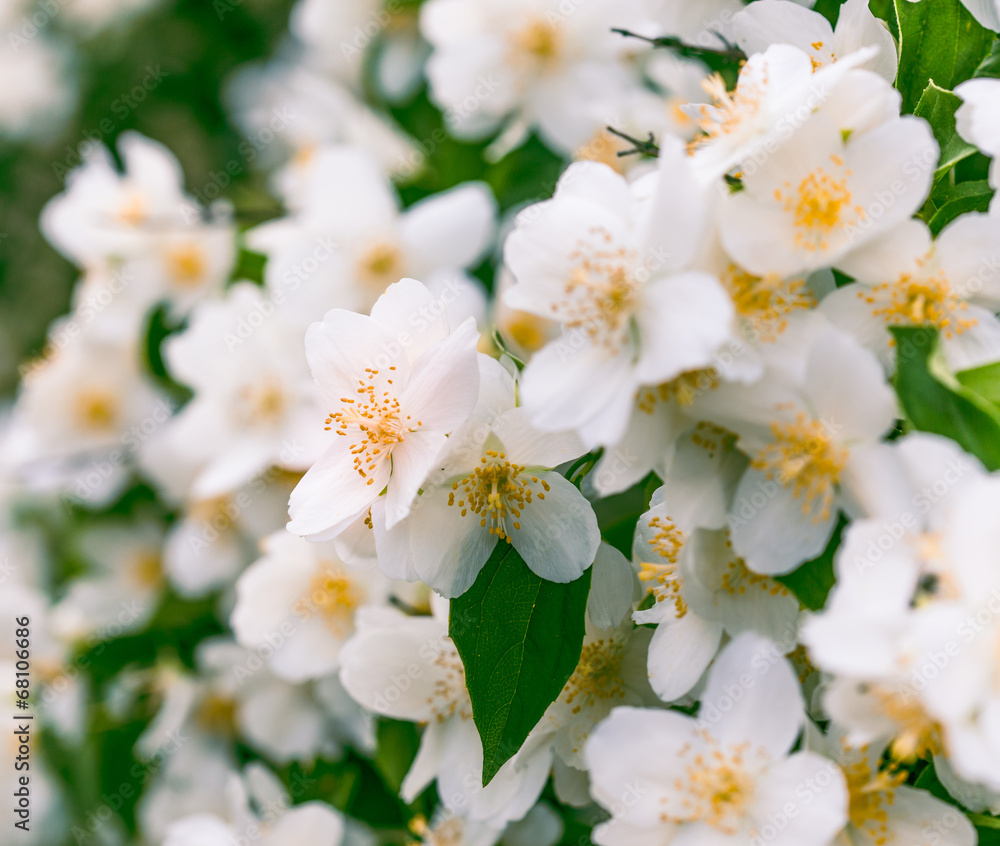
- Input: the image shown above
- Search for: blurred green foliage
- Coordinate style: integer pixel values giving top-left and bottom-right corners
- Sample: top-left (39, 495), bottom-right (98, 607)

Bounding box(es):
top-left (0, 0), bottom-right (295, 397)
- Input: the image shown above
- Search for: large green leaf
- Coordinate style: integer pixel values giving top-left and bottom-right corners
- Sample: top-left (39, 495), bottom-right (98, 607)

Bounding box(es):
top-left (449, 542), bottom-right (591, 785)
top-left (892, 326), bottom-right (1000, 469)
top-left (957, 360), bottom-right (1000, 405)
top-left (895, 0), bottom-right (994, 113)
top-left (913, 81), bottom-right (978, 178)
top-left (928, 180), bottom-right (994, 234)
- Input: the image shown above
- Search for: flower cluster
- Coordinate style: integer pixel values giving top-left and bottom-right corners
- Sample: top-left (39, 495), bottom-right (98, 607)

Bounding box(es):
top-left (6, 0), bottom-right (1000, 845)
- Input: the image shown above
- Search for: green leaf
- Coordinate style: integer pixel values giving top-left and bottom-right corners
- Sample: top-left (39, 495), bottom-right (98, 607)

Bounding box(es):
top-left (892, 326), bottom-right (1000, 469)
top-left (913, 81), bottom-right (977, 177)
top-left (895, 0), bottom-right (994, 113)
top-left (913, 760), bottom-right (962, 806)
top-left (957, 360), bottom-right (1000, 405)
top-left (974, 39), bottom-right (1000, 78)
top-left (450, 542), bottom-right (591, 785)
top-left (373, 719), bottom-right (422, 796)
top-left (928, 179), bottom-right (994, 234)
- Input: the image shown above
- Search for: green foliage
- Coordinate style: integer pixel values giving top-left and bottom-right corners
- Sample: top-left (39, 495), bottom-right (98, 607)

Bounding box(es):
top-left (894, 0), bottom-right (995, 113)
top-left (374, 718), bottom-right (422, 796)
top-left (913, 81), bottom-right (978, 178)
top-left (450, 542), bottom-right (591, 785)
top-left (892, 326), bottom-right (1000, 469)
top-left (927, 180), bottom-right (994, 234)
top-left (956, 360), bottom-right (1000, 404)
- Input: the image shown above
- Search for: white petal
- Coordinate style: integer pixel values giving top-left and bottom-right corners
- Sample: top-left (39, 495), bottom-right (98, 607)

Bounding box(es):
top-left (400, 316), bottom-right (481, 432)
top-left (287, 442), bottom-right (389, 540)
top-left (646, 611), bottom-right (723, 702)
top-left (509, 471), bottom-right (599, 583)
top-left (588, 542), bottom-right (639, 629)
top-left (408, 485), bottom-right (498, 598)
top-left (492, 406), bottom-right (585, 468)
top-left (384, 430), bottom-right (448, 528)
top-left (751, 752), bottom-right (848, 846)
top-left (634, 272), bottom-right (736, 386)
top-left (402, 182), bottom-right (496, 271)
top-left (729, 466), bottom-right (838, 575)
top-left (700, 631), bottom-right (804, 757)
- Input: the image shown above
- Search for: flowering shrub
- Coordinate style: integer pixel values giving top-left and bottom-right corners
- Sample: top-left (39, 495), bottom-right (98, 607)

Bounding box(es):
top-left (6, 0), bottom-right (1000, 844)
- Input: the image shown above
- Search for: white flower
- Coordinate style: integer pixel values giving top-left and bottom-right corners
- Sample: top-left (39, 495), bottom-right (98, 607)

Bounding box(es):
top-left (8, 325), bottom-right (167, 506)
top-left (719, 111), bottom-right (938, 277)
top-left (538, 613), bottom-right (657, 773)
top-left (247, 145), bottom-right (493, 328)
top-left (805, 723), bottom-right (976, 846)
top-left (385, 355), bottom-right (599, 596)
top-left (43, 133), bottom-right (193, 264)
top-left (504, 146), bottom-right (735, 447)
top-left (137, 740), bottom-right (238, 844)
top-left (287, 278), bottom-right (481, 540)
top-left (731, 0), bottom-right (897, 82)
top-left (231, 530), bottom-right (395, 681)
top-left (160, 283), bottom-right (325, 499)
top-left (161, 763), bottom-right (349, 846)
top-left (697, 319), bottom-right (898, 574)
top-left (419, 0), bottom-right (651, 155)
top-left (50, 519), bottom-right (166, 641)
top-left (138, 639), bottom-right (368, 767)
top-left (956, 77), bottom-right (1000, 195)
top-left (647, 0), bottom-right (744, 44)
top-left (585, 632), bottom-right (848, 846)
top-left (0, 33), bottom-right (75, 141)
top-left (630, 430), bottom-right (800, 701)
top-left (226, 59), bottom-right (418, 176)
top-left (801, 434), bottom-right (984, 683)
top-left (339, 601), bottom-right (552, 827)
top-left (822, 215), bottom-right (1000, 371)
top-left (686, 43), bottom-right (878, 181)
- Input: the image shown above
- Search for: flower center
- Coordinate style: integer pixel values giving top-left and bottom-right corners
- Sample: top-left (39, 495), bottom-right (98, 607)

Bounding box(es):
top-left (752, 412), bottom-right (847, 522)
top-left (675, 736), bottom-right (758, 833)
top-left (776, 158), bottom-right (863, 252)
top-left (723, 264), bottom-right (814, 342)
top-left (164, 243), bottom-right (207, 287)
top-left (74, 387), bottom-right (119, 432)
top-left (511, 18), bottom-right (561, 65)
top-left (866, 271), bottom-right (976, 337)
top-left (718, 538), bottom-right (790, 598)
top-left (237, 381), bottom-right (287, 426)
top-left (325, 367), bottom-right (422, 485)
top-left (575, 129), bottom-right (631, 175)
top-left (358, 241), bottom-right (403, 289)
top-left (690, 73), bottom-right (763, 148)
top-left (558, 238), bottom-right (640, 347)
top-left (843, 753), bottom-right (906, 837)
top-left (639, 515), bottom-right (687, 617)
top-left (561, 636), bottom-right (627, 714)
top-left (636, 370), bottom-right (721, 416)
top-left (118, 192), bottom-right (148, 226)
top-left (304, 565), bottom-right (362, 637)
top-left (195, 693), bottom-right (238, 735)
top-left (503, 310), bottom-right (551, 353)
top-left (429, 640), bottom-right (472, 722)
top-left (872, 686), bottom-right (943, 762)
top-left (447, 450), bottom-right (546, 540)
top-left (129, 551), bottom-right (164, 590)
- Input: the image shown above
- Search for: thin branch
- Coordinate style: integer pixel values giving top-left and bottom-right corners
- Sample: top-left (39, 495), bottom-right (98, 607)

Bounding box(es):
top-left (611, 27), bottom-right (746, 62)
top-left (606, 127), bottom-right (660, 158)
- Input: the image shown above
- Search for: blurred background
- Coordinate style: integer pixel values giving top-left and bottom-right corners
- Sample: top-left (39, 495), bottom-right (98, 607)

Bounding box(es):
top-left (0, 0), bottom-right (303, 395)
